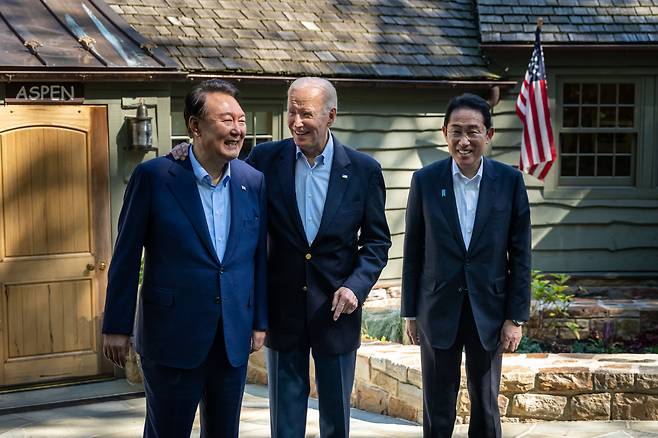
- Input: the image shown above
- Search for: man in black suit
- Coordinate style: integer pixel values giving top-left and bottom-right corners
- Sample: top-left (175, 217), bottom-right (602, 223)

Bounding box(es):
top-left (401, 93), bottom-right (531, 438)
top-left (172, 77), bottom-right (390, 438)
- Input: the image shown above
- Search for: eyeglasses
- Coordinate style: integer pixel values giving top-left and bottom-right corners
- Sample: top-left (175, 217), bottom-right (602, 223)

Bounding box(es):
top-left (446, 130), bottom-right (485, 141)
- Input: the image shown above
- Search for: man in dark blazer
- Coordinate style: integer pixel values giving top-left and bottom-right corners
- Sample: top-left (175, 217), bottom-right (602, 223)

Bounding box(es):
top-left (248, 77), bottom-right (391, 438)
top-left (401, 93), bottom-right (531, 438)
top-left (102, 79), bottom-right (268, 438)
top-left (171, 77), bottom-right (391, 438)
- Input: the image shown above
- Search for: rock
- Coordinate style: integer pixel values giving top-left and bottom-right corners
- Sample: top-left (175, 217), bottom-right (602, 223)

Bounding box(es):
top-left (457, 390), bottom-right (470, 416)
top-left (647, 396), bottom-right (658, 420)
top-left (388, 397), bottom-right (418, 422)
top-left (571, 393), bottom-right (611, 420)
top-left (511, 394), bottom-right (567, 419)
top-left (355, 355), bottom-right (371, 382)
top-left (397, 382), bottom-right (423, 408)
top-left (593, 372), bottom-right (634, 391)
top-left (388, 286), bottom-right (401, 298)
top-left (368, 288), bottom-right (388, 301)
top-left (355, 382), bottom-right (388, 415)
top-left (612, 393), bottom-right (647, 420)
top-left (614, 318), bottom-right (641, 340)
top-left (635, 374), bottom-right (658, 390)
top-left (246, 366), bottom-right (267, 385)
top-left (499, 395), bottom-right (510, 417)
top-left (125, 350), bottom-right (143, 385)
top-left (408, 366), bottom-right (423, 388)
top-left (385, 359), bottom-right (408, 382)
top-left (371, 369), bottom-right (398, 394)
top-left (500, 371), bottom-right (535, 392)
top-left (248, 349), bottom-right (266, 368)
top-left (536, 369), bottom-right (593, 392)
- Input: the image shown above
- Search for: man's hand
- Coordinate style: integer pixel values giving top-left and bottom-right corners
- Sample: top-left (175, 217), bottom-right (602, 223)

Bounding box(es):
top-left (405, 319), bottom-right (419, 345)
top-left (170, 142), bottom-right (191, 160)
top-left (331, 287), bottom-right (358, 321)
top-left (250, 330), bottom-right (266, 353)
top-left (103, 333), bottom-right (131, 368)
top-left (500, 320), bottom-right (522, 352)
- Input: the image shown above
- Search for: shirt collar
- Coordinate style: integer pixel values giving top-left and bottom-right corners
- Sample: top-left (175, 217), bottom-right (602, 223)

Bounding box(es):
top-left (295, 131), bottom-right (334, 167)
top-left (452, 157), bottom-right (483, 183)
top-left (189, 144), bottom-right (231, 188)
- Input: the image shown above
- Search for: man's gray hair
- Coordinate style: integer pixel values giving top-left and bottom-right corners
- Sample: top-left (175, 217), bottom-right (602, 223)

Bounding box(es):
top-left (288, 77), bottom-right (338, 114)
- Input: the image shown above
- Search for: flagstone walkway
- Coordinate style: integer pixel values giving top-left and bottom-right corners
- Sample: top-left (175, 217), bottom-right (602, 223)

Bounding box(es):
top-left (1, 381), bottom-right (658, 437)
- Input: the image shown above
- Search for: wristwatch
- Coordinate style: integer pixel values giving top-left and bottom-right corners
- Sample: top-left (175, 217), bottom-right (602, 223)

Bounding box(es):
top-left (511, 320), bottom-right (526, 327)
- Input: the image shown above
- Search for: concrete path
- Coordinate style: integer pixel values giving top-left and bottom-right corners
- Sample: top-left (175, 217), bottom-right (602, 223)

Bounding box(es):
top-left (0, 381), bottom-right (657, 437)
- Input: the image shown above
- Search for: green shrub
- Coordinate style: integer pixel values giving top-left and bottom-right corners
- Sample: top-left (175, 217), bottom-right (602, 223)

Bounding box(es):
top-left (361, 308), bottom-right (404, 344)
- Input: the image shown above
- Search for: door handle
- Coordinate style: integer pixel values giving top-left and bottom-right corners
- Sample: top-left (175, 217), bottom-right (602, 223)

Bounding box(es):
top-left (86, 264), bottom-right (96, 271)
top-left (98, 261), bottom-right (107, 271)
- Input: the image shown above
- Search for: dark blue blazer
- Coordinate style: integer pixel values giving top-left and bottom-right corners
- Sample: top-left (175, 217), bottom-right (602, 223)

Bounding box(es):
top-left (401, 158), bottom-right (531, 351)
top-left (246, 136), bottom-right (391, 354)
top-left (102, 156), bottom-right (268, 369)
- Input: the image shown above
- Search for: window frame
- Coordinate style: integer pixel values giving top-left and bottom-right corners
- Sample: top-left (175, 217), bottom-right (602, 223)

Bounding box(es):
top-left (541, 71), bottom-right (657, 200)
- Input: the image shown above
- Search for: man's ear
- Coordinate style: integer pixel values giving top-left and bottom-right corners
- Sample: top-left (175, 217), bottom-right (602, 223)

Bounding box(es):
top-left (441, 125), bottom-right (448, 142)
top-left (188, 117), bottom-right (201, 138)
top-left (486, 127), bottom-right (495, 142)
top-left (327, 107), bottom-right (337, 126)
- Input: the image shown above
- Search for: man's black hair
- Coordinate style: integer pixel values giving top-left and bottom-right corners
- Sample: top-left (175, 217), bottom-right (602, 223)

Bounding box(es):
top-left (184, 79), bottom-right (240, 135)
top-left (443, 93), bottom-right (493, 129)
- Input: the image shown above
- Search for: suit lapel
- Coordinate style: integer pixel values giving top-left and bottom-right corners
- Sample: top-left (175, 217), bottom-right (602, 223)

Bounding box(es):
top-left (468, 158), bottom-right (497, 253)
top-left (165, 159), bottom-right (221, 266)
top-left (275, 140), bottom-right (308, 245)
top-left (315, 138), bottom-right (351, 242)
top-left (437, 159), bottom-right (467, 255)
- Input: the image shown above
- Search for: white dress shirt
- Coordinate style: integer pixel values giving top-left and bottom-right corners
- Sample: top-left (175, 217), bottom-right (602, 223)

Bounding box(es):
top-left (452, 158), bottom-right (483, 250)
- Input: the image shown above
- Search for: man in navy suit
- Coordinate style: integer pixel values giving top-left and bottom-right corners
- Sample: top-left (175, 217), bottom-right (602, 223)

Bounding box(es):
top-left (102, 79), bottom-right (268, 438)
top-left (401, 93), bottom-right (531, 438)
top-left (171, 77), bottom-right (391, 438)
top-left (247, 77), bottom-right (391, 438)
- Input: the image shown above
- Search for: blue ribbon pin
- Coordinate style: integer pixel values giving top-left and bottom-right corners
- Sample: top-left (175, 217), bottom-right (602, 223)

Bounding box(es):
top-left (441, 189), bottom-right (446, 198)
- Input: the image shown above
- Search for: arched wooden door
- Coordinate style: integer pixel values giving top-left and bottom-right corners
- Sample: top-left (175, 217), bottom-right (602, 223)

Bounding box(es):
top-left (0, 105), bottom-right (112, 387)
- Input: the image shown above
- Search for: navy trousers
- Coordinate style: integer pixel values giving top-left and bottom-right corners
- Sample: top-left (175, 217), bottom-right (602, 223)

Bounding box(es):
top-left (267, 346), bottom-right (357, 438)
top-left (140, 324), bottom-right (247, 438)
top-left (420, 296), bottom-right (503, 438)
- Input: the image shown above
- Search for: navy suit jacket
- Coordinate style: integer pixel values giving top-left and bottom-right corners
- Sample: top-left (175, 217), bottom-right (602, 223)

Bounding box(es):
top-left (401, 158), bottom-right (531, 351)
top-left (102, 156), bottom-right (268, 369)
top-left (246, 136), bottom-right (391, 354)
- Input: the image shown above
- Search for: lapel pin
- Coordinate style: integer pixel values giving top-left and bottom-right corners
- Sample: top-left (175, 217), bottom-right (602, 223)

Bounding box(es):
top-left (341, 174), bottom-right (348, 179)
top-left (441, 189), bottom-right (446, 198)
top-left (241, 185), bottom-right (247, 191)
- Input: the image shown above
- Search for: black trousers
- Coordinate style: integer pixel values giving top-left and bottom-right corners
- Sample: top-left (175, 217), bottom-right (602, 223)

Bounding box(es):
top-left (419, 296), bottom-right (503, 438)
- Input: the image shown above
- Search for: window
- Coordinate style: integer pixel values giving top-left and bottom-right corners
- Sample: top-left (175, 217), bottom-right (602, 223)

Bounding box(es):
top-left (558, 81), bottom-right (637, 186)
top-left (170, 99), bottom-right (282, 159)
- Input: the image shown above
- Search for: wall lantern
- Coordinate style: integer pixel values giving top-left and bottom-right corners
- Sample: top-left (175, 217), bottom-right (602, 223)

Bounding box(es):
top-left (125, 101), bottom-right (157, 153)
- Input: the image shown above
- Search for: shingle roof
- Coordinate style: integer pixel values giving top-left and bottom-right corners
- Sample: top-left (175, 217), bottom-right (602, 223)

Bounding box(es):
top-left (105, 0), bottom-right (498, 80)
top-left (477, 0), bottom-right (658, 44)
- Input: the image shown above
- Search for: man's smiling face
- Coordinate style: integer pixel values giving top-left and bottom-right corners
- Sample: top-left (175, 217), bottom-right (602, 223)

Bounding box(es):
top-left (442, 107), bottom-right (494, 177)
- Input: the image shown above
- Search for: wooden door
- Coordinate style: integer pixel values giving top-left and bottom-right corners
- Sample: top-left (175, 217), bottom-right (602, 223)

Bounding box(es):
top-left (0, 105), bottom-right (111, 387)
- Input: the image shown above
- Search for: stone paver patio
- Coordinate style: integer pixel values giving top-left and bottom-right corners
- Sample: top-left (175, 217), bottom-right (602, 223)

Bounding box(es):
top-left (1, 382), bottom-right (658, 437)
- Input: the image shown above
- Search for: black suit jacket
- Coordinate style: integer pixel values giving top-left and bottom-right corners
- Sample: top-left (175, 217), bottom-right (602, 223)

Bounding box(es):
top-left (401, 157), bottom-right (531, 351)
top-left (247, 135), bottom-right (391, 354)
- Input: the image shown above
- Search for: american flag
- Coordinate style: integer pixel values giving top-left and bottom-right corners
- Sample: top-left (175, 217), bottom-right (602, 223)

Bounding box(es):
top-left (515, 26), bottom-right (556, 181)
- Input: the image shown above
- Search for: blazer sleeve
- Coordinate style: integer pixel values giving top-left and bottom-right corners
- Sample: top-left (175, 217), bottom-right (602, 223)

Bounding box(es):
top-left (505, 171), bottom-right (532, 321)
top-left (102, 164), bottom-right (152, 335)
top-left (252, 173), bottom-right (269, 330)
top-left (400, 171), bottom-right (424, 318)
top-left (342, 163), bottom-right (391, 303)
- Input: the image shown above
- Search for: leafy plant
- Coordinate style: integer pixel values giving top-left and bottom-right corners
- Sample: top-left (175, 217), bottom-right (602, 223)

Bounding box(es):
top-left (361, 309), bottom-right (404, 344)
top-left (530, 271), bottom-right (579, 339)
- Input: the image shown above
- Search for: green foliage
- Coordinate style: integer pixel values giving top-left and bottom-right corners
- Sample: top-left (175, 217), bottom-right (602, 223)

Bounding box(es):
top-left (571, 338), bottom-right (623, 354)
top-left (361, 308), bottom-right (404, 344)
top-left (531, 271), bottom-right (579, 339)
top-left (516, 336), bottom-right (543, 353)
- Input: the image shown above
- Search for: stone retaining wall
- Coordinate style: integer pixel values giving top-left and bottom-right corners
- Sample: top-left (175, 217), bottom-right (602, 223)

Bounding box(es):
top-left (247, 342), bottom-right (658, 424)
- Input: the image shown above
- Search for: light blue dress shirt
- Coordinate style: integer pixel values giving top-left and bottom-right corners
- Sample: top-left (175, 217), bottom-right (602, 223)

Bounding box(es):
top-left (189, 145), bottom-right (231, 262)
top-left (452, 157), bottom-right (483, 250)
top-left (295, 133), bottom-right (334, 244)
